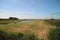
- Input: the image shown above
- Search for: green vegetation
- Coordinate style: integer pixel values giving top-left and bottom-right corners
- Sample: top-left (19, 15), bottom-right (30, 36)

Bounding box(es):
top-left (45, 19), bottom-right (60, 27)
top-left (48, 28), bottom-right (60, 40)
top-left (0, 30), bottom-right (39, 40)
top-left (48, 19), bottom-right (60, 40)
top-left (0, 19), bottom-right (60, 40)
top-left (0, 20), bottom-right (21, 24)
top-left (0, 17), bottom-right (20, 25)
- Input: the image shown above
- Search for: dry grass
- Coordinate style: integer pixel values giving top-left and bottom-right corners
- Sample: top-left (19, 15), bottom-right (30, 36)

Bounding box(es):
top-left (0, 20), bottom-right (57, 40)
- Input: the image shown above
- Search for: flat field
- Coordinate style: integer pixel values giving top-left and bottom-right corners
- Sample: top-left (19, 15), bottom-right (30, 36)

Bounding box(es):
top-left (0, 19), bottom-right (60, 40)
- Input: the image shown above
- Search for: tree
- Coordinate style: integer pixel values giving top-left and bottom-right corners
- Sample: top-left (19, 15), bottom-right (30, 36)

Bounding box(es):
top-left (9, 17), bottom-right (19, 20)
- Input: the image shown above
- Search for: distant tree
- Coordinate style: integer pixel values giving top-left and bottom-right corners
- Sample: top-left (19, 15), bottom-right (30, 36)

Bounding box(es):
top-left (0, 19), bottom-right (1, 20)
top-left (9, 17), bottom-right (19, 20)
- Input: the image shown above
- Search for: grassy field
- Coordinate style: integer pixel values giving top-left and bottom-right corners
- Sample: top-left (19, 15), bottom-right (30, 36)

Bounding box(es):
top-left (0, 19), bottom-right (21, 24)
top-left (0, 19), bottom-right (60, 40)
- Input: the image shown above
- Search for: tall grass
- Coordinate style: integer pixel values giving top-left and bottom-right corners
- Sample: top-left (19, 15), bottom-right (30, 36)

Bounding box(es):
top-left (0, 30), bottom-right (40, 40)
top-left (48, 28), bottom-right (60, 40)
top-left (45, 20), bottom-right (60, 27)
top-left (48, 19), bottom-right (60, 40)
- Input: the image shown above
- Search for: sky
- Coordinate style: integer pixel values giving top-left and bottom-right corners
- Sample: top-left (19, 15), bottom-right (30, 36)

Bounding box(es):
top-left (0, 0), bottom-right (60, 19)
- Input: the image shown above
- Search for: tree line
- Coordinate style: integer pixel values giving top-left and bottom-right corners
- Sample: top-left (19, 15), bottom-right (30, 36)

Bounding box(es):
top-left (0, 17), bottom-right (19, 20)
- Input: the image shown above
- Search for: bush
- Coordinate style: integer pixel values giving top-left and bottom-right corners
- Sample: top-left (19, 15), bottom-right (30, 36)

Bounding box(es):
top-left (7, 33), bottom-right (17, 40)
top-left (48, 28), bottom-right (60, 40)
top-left (0, 30), bottom-right (7, 40)
top-left (28, 33), bottom-right (38, 40)
top-left (0, 30), bottom-right (40, 40)
top-left (17, 33), bottom-right (23, 40)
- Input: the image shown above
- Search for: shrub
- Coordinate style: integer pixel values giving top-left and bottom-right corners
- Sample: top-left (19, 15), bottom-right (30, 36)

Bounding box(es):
top-left (0, 30), bottom-right (40, 40)
top-left (17, 33), bottom-right (23, 40)
top-left (28, 33), bottom-right (38, 40)
top-left (7, 33), bottom-right (17, 40)
top-left (22, 30), bottom-right (39, 40)
top-left (48, 28), bottom-right (60, 40)
top-left (0, 30), bottom-right (7, 40)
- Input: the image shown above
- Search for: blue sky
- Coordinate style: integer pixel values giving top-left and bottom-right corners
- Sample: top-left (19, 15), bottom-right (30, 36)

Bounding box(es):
top-left (0, 0), bottom-right (60, 19)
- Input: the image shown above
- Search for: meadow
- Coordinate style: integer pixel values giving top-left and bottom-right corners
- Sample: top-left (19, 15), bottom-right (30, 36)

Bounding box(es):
top-left (0, 19), bottom-right (60, 40)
